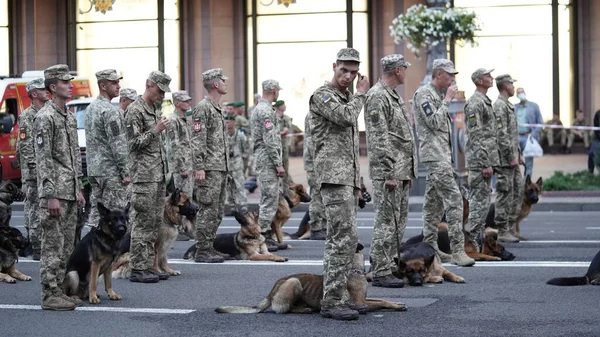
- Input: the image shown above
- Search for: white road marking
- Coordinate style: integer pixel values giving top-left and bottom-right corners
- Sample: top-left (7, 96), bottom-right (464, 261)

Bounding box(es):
top-left (0, 304), bottom-right (195, 314)
top-left (524, 240), bottom-right (600, 244)
top-left (585, 227), bottom-right (600, 230)
top-left (217, 226), bottom-right (422, 230)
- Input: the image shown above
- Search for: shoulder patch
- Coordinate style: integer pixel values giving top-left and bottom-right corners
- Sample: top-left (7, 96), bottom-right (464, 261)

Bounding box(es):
top-left (193, 116), bottom-right (202, 132)
top-left (264, 119), bottom-right (274, 130)
top-left (421, 101), bottom-right (433, 117)
top-left (36, 130), bottom-right (43, 148)
top-left (323, 95), bottom-right (332, 104)
top-left (369, 108), bottom-right (379, 123)
top-left (19, 127), bottom-right (27, 140)
top-left (110, 120), bottom-right (120, 137)
top-left (125, 121), bottom-right (134, 137)
top-left (467, 111), bottom-right (478, 128)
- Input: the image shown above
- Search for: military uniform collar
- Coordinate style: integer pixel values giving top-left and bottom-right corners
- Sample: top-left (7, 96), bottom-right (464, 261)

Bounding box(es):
top-left (205, 96), bottom-right (222, 112)
top-left (497, 95), bottom-right (514, 107)
top-left (258, 98), bottom-right (274, 109)
top-left (379, 79), bottom-right (400, 100)
top-left (49, 100), bottom-right (68, 116)
top-left (324, 81), bottom-right (350, 101)
top-left (139, 97), bottom-right (158, 115)
top-left (97, 95), bottom-right (111, 103)
top-left (427, 83), bottom-right (444, 97)
top-left (472, 90), bottom-right (492, 104)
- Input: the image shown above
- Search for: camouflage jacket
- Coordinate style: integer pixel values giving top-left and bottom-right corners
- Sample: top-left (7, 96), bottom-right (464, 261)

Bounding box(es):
top-left (166, 113), bottom-right (192, 174)
top-left (493, 95), bottom-right (521, 167)
top-left (125, 97), bottom-right (167, 183)
top-left (191, 98), bottom-right (229, 172)
top-left (278, 113), bottom-right (292, 150)
top-left (250, 99), bottom-right (282, 168)
top-left (34, 101), bottom-right (82, 200)
top-left (365, 80), bottom-right (417, 181)
top-left (17, 104), bottom-right (41, 182)
top-left (413, 83), bottom-right (453, 165)
top-left (84, 96), bottom-right (129, 179)
top-left (303, 113), bottom-right (314, 172)
top-left (464, 91), bottom-right (500, 169)
top-left (228, 129), bottom-right (247, 171)
top-left (309, 82), bottom-right (365, 188)
top-left (235, 115), bottom-right (250, 134)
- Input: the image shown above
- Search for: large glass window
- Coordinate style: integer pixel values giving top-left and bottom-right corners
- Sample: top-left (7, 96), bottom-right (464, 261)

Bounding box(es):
top-left (76, 0), bottom-right (179, 94)
top-left (0, 0), bottom-right (9, 75)
top-left (454, 0), bottom-right (572, 125)
top-left (247, 0), bottom-right (369, 129)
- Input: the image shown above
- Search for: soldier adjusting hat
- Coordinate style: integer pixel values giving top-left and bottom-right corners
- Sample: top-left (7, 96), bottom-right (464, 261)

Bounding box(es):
top-left (95, 69), bottom-right (122, 82)
top-left (262, 79), bottom-right (282, 91)
top-left (202, 68), bottom-right (229, 82)
top-left (44, 64), bottom-right (74, 81)
top-left (336, 48), bottom-right (361, 63)
top-left (148, 70), bottom-right (172, 92)
top-left (172, 90), bottom-right (192, 102)
top-left (120, 88), bottom-right (137, 100)
top-left (432, 59), bottom-right (458, 75)
top-left (471, 68), bottom-right (494, 84)
top-left (26, 78), bottom-right (45, 93)
top-left (381, 54), bottom-right (411, 72)
top-left (495, 74), bottom-right (517, 85)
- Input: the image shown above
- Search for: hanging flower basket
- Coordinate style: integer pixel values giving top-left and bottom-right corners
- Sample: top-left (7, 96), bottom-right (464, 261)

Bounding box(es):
top-left (389, 4), bottom-right (479, 58)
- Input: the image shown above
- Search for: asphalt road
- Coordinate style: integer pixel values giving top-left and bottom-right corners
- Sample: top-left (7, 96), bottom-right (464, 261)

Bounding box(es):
top-left (1, 211), bottom-right (600, 337)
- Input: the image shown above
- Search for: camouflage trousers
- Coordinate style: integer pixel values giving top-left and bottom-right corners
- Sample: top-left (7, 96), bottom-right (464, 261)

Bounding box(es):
top-left (466, 170), bottom-right (492, 240)
top-left (307, 171), bottom-right (324, 232)
top-left (226, 166), bottom-right (248, 212)
top-left (370, 180), bottom-right (409, 277)
top-left (24, 180), bottom-right (41, 253)
top-left (494, 166), bottom-right (523, 231)
top-left (39, 198), bottom-right (77, 300)
top-left (256, 166), bottom-right (281, 232)
top-left (320, 184), bottom-right (359, 308)
top-left (422, 162), bottom-right (464, 254)
top-left (194, 171), bottom-right (227, 250)
top-left (130, 181), bottom-right (166, 271)
top-left (173, 172), bottom-right (194, 199)
top-left (282, 145), bottom-right (293, 185)
top-left (88, 176), bottom-right (129, 227)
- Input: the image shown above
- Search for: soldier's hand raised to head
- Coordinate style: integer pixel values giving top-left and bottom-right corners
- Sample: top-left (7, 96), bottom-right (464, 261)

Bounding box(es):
top-left (444, 85), bottom-right (458, 102)
top-left (356, 73), bottom-right (370, 94)
top-left (155, 116), bottom-right (169, 133)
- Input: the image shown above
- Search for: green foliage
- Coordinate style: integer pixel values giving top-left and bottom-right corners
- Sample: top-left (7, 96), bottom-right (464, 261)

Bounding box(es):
top-left (543, 171), bottom-right (600, 191)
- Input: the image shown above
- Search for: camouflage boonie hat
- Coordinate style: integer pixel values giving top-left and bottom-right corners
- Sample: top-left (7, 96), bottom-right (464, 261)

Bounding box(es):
top-left (147, 70), bottom-right (171, 92)
top-left (262, 79), bottom-right (282, 91)
top-left (172, 90), bottom-right (192, 102)
top-left (273, 100), bottom-right (285, 108)
top-left (95, 69), bottom-right (122, 82)
top-left (471, 68), bottom-right (494, 84)
top-left (119, 88), bottom-right (137, 100)
top-left (202, 68), bottom-right (229, 82)
top-left (26, 78), bottom-right (45, 93)
top-left (44, 64), bottom-right (74, 81)
top-left (432, 59), bottom-right (458, 75)
top-left (381, 54), bottom-right (411, 72)
top-left (495, 74), bottom-right (517, 85)
top-left (336, 48), bottom-right (361, 63)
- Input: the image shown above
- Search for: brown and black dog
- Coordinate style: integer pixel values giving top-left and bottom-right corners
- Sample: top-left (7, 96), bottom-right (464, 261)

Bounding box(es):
top-left (267, 183), bottom-right (311, 247)
top-left (395, 241), bottom-right (465, 286)
top-left (184, 211), bottom-right (288, 262)
top-left (0, 226), bottom-right (32, 283)
top-left (215, 243), bottom-right (406, 314)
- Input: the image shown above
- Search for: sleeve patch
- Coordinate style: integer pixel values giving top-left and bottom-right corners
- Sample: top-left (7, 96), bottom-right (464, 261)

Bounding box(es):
top-left (369, 108), bottom-right (379, 123)
top-left (421, 101), bottom-right (433, 116)
top-left (193, 116), bottom-right (202, 132)
top-left (126, 122), bottom-right (134, 137)
top-left (110, 120), bottom-right (120, 136)
top-left (19, 127), bottom-right (27, 140)
top-left (36, 130), bottom-right (43, 148)
top-left (323, 96), bottom-right (332, 104)
top-left (169, 129), bottom-right (176, 139)
top-left (467, 111), bottom-right (478, 127)
top-left (264, 119), bottom-right (274, 130)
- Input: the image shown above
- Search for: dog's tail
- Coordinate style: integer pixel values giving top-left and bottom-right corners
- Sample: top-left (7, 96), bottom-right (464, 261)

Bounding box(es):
top-left (215, 298), bottom-right (270, 314)
top-left (546, 276), bottom-right (589, 286)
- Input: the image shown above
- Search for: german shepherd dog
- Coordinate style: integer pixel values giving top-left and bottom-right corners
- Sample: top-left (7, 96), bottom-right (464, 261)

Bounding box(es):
top-left (486, 175), bottom-right (543, 241)
top-left (215, 243), bottom-right (406, 314)
top-left (112, 189), bottom-right (198, 278)
top-left (266, 183), bottom-right (311, 246)
top-left (184, 211), bottom-right (288, 262)
top-left (395, 241), bottom-right (465, 285)
top-left (547, 249), bottom-right (600, 286)
top-left (0, 226), bottom-right (32, 283)
top-left (63, 202), bottom-right (129, 304)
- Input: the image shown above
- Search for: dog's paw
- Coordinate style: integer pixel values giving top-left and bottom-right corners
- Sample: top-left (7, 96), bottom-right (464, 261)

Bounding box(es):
top-left (428, 276), bottom-right (444, 284)
top-left (16, 274), bottom-right (32, 281)
top-left (3, 276), bottom-right (16, 284)
top-left (89, 295), bottom-right (101, 304)
top-left (453, 276), bottom-right (466, 283)
top-left (108, 292), bottom-right (122, 301)
top-left (275, 257), bottom-right (288, 262)
top-left (168, 270), bottom-right (181, 276)
top-left (394, 302), bottom-right (408, 311)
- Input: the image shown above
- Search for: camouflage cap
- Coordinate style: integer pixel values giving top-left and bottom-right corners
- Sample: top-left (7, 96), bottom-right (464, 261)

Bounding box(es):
top-left (471, 68), bottom-right (494, 84)
top-left (172, 90), bottom-right (192, 102)
top-left (95, 69), bottom-right (122, 82)
top-left (273, 100), bottom-right (285, 108)
top-left (147, 70), bottom-right (171, 92)
top-left (119, 88), bottom-right (137, 100)
top-left (26, 78), bottom-right (45, 93)
top-left (202, 68), bottom-right (229, 82)
top-left (381, 54), bottom-right (411, 72)
top-left (432, 59), bottom-right (458, 75)
top-left (336, 48), bottom-right (361, 63)
top-left (44, 64), bottom-right (74, 81)
top-left (495, 74), bottom-right (517, 85)
top-left (262, 79), bottom-right (282, 91)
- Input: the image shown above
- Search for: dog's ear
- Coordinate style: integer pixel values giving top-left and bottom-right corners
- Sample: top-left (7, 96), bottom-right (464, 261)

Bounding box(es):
top-left (536, 177), bottom-right (543, 187)
top-left (424, 255), bottom-right (435, 269)
top-left (233, 211), bottom-right (248, 227)
top-left (396, 258), bottom-right (407, 272)
top-left (123, 202), bottom-right (131, 216)
top-left (97, 202), bottom-right (110, 218)
top-left (525, 174), bottom-right (532, 185)
top-left (170, 188), bottom-right (181, 204)
top-left (356, 242), bottom-right (364, 252)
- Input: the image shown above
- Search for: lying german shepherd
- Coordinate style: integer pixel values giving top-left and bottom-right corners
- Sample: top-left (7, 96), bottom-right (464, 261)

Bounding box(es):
top-left (215, 243), bottom-right (406, 314)
top-left (395, 241), bottom-right (465, 285)
top-left (63, 202), bottom-right (129, 304)
top-left (547, 249), bottom-right (600, 286)
top-left (184, 211), bottom-right (288, 262)
top-left (266, 183), bottom-right (311, 246)
top-left (0, 226), bottom-right (32, 283)
top-left (112, 189), bottom-right (198, 279)
top-left (486, 175), bottom-right (542, 241)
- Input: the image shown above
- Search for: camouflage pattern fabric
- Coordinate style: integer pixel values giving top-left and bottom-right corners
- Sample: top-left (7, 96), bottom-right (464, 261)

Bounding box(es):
top-left (466, 170), bottom-right (491, 240)
top-left (166, 113), bottom-right (193, 197)
top-left (191, 98), bottom-right (229, 172)
top-left (194, 171), bottom-right (228, 250)
top-left (17, 105), bottom-right (40, 182)
top-left (303, 114), bottom-right (324, 232)
top-left (130, 181), bottom-right (166, 270)
top-left (278, 113), bottom-right (293, 183)
top-left (87, 176), bottom-right (129, 227)
top-left (320, 184), bottom-right (359, 308)
top-left (25, 181), bottom-right (41, 253)
top-left (226, 130), bottom-right (248, 211)
top-left (568, 119), bottom-right (591, 148)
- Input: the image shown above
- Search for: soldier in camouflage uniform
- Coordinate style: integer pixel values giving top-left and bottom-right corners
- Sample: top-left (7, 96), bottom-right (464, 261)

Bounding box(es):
top-left (191, 68), bottom-right (230, 263)
top-left (366, 54), bottom-right (417, 288)
top-left (125, 71), bottom-right (171, 283)
top-left (225, 114), bottom-right (248, 212)
top-left (493, 74), bottom-right (523, 243)
top-left (311, 48), bottom-right (370, 321)
top-left (250, 80), bottom-right (285, 251)
top-left (464, 68), bottom-right (500, 249)
top-left (85, 69), bottom-right (130, 229)
top-left (274, 100), bottom-right (293, 184)
top-left (35, 65), bottom-right (86, 310)
top-left (166, 90), bottom-right (194, 198)
top-left (119, 88), bottom-right (137, 118)
top-left (303, 113), bottom-right (326, 240)
top-left (412, 59), bottom-right (475, 267)
top-left (16, 78), bottom-right (48, 261)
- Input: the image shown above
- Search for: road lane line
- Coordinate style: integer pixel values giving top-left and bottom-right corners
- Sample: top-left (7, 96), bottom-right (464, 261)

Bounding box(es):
top-left (524, 240), bottom-right (600, 244)
top-left (0, 304), bottom-right (195, 314)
